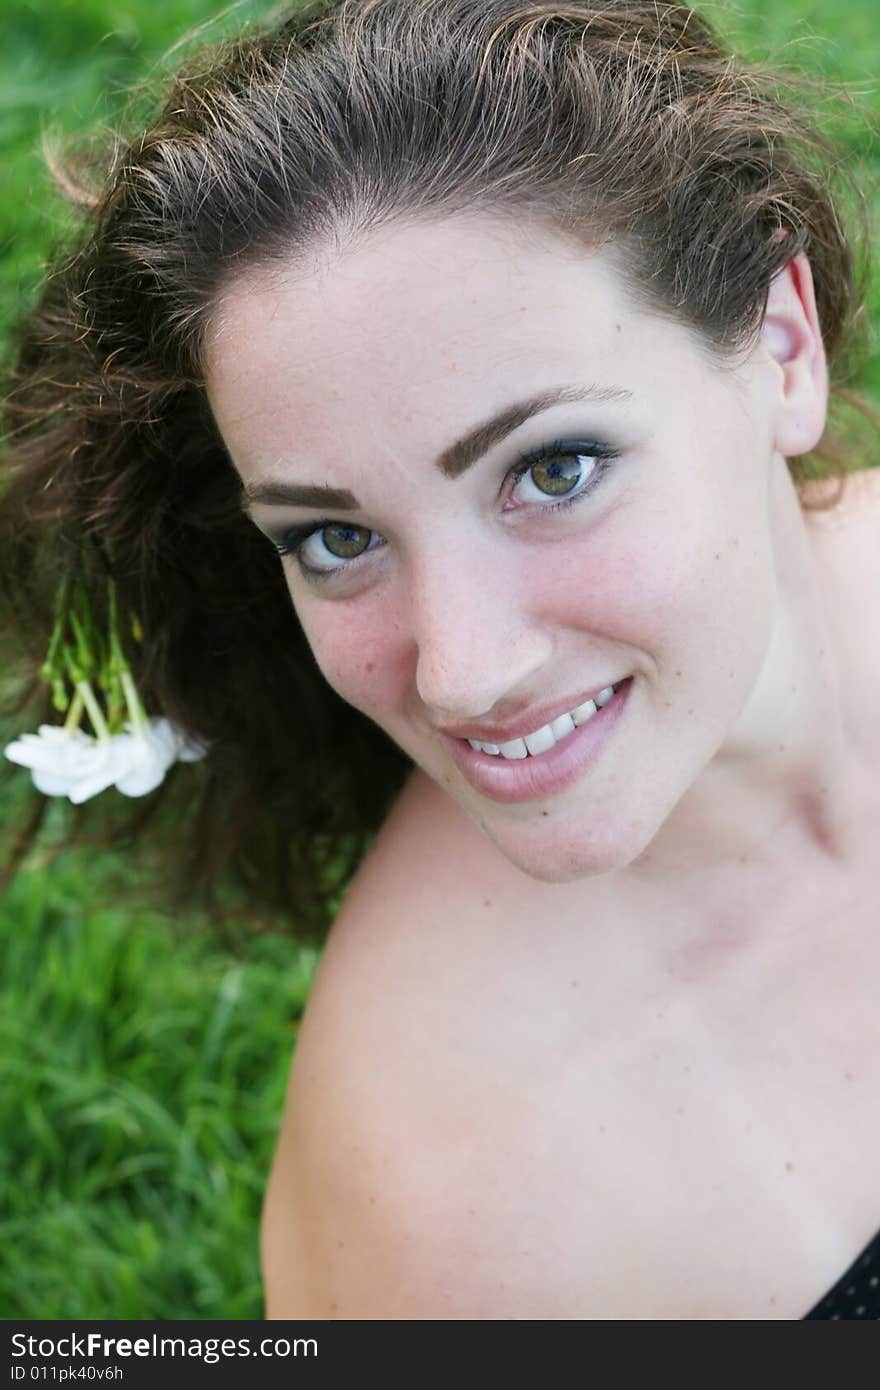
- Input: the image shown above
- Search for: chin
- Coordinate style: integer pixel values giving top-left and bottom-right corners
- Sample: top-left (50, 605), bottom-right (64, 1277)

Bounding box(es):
top-left (481, 821), bottom-right (637, 886)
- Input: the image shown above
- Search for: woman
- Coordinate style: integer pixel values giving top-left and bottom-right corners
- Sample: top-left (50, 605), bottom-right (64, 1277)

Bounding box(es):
top-left (2, 0), bottom-right (878, 1318)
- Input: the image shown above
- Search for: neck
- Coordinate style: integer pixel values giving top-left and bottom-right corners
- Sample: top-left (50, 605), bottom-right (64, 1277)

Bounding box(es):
top-left (620, 466), bottom-right (865, 905)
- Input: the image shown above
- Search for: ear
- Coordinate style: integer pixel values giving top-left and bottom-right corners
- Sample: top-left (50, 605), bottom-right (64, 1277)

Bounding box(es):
top-left (759, 248), bottom-right (828, 457)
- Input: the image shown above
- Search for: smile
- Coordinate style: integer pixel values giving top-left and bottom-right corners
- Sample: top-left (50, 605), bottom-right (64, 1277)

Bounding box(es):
top-left (444, 677), bottom-right (633, 805)
top-left (467, 681), bottom-right (624, 759)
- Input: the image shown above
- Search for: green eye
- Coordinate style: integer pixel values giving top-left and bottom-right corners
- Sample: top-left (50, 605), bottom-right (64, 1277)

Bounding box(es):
top-left (275, 438), bottom-right (620, 583)
top-left (529, 453), bottom-right (585, 497)
top-left (320, 524), bottom-right (372, 558)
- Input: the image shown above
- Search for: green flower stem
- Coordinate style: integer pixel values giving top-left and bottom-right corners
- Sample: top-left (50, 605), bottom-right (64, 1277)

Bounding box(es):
top-left (41, 608), bottom-right (72, 713)
top-left (99, 649), bottom-right (126, 732)
top-left (120, 669), bottom-right (150, 737)
top-left (49, 678), bottom-right (71, 715)
top-left (76, 679), bottom-right (111, 741)
top-left (103, 580), bottom-right (144, 734)
top-left (69, 609), bottom-right (99, 676)
top-left (99, 664), bottom-right (124, 731)
top-left (63, 688), bottom-right (86, 734)
top-left (41, 609), bottom-right (67, 685)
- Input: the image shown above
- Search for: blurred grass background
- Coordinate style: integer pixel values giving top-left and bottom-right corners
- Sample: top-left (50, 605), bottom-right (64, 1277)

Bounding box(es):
top-left (1, 0), bottom-right (878, 1320)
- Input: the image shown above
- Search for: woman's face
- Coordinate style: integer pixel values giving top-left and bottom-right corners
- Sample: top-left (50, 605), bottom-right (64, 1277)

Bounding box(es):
top-left (204, 215), bottom-right (803, 885)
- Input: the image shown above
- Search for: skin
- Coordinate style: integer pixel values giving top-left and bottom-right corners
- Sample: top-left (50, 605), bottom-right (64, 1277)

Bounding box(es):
top-left (202, 214), bottom-right (880, 1317)
top-left (203, 213), bottom-right (865, 956)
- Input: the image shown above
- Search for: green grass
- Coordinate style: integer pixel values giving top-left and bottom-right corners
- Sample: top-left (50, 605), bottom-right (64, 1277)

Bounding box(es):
top-left (2, 2), bottom-right (318, 1318)
top-left (0, 0), bottom-right (271, 343)
top-left (717, 0), bottom-right (880, 394)
top-left (0, 834), bottom-right (316, 1319)
top-left (1, 0), bottom-right (879, 1322)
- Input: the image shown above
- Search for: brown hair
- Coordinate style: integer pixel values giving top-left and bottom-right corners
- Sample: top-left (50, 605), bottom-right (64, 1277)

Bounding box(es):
top-left (2, 0), bottom-right (876, 938)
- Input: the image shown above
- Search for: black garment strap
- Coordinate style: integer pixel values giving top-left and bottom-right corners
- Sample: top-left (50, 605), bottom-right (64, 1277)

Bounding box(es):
top-left (803, 1227), bottom-right (880, 1319)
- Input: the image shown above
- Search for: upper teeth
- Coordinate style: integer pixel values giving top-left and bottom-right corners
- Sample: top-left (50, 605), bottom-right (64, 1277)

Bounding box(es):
top-left (467, 684), bottom-right (618, 759)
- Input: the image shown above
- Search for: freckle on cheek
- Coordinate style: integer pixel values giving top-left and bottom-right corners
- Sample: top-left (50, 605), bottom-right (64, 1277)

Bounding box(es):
top-left (365, 662), bottom-right (375, 674)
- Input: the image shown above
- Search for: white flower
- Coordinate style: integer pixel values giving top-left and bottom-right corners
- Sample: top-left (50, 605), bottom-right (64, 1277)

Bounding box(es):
top-left (167, 720), bottom-right (210, 764)
top-left (4, 717), bottom-right (210, 803)
top-left (4, 725), bottom-right (130, 804)
top-left (112, 716), bottom-right (207, 796)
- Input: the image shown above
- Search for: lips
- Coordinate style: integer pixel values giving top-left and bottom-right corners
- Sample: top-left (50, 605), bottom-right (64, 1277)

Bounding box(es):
top-left (442, 676), bottom-right (634, 804)
top-left (440, 678), bottom-right (627, 747)
top-left (466, 681), bottom-right (622, 759)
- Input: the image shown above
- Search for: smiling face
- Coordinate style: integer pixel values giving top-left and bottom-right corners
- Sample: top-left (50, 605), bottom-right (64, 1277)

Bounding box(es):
top-left (202, 214), bottom-right (814, 885)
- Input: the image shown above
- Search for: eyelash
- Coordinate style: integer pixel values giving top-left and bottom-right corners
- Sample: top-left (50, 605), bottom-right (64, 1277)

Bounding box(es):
top-left (273, 437), bottom-right (621, 581)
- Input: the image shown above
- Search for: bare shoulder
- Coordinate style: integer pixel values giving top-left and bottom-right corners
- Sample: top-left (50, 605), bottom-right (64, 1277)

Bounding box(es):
top-left (301, 766), bottom-right (513, 1013)
top-left (261, 770), bottom-right (527, 1319)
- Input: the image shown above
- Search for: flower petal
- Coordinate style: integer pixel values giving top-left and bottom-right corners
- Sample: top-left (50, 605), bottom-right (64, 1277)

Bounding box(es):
top-left (5, 726), bottom-right (111, 798)
top-left (66, 736), bottom-right (133, 803)
top-left (114, 766), bottom-right (168, 796)
top-left (112, 728), bottom-right (174, 797)
top-left (114, 756), bottom-right (169, 796)
top-left (31, 769), bottom-right (79, 797)
top-left (68, 768), bottom-right (125, 804)
top-left (5, 716), bottom-right (206, 800)
top-left (176, 732), bottom-right (210, 762)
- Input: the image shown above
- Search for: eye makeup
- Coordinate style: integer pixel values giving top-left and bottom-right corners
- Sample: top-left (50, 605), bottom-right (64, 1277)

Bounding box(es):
top-left (269, 436), bottom-right (621, 582)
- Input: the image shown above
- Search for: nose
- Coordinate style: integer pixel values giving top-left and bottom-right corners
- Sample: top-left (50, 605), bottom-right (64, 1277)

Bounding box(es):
top-left (408, 545), bottom-right (551, 724)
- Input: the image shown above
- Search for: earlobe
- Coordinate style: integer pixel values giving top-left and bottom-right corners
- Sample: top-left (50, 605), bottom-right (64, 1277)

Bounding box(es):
top-left (759, 251), bottom-right (828, 458)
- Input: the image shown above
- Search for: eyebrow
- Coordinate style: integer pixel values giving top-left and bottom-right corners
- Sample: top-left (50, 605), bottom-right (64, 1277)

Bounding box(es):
top-left (240, 382), bottom-right (633, 512)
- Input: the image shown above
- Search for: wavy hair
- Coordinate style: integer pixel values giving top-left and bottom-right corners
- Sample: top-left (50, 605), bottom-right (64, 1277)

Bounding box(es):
top-left (1, 0), bottom-right (877, 937)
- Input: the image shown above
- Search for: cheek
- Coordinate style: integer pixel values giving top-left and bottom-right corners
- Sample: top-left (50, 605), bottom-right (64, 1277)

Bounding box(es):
top-left (295, 594), bottom-right (410, 715)
top-left (524, 499), bottom-right (705, 639)
top-left (535, 493), bottom-right (774, 678)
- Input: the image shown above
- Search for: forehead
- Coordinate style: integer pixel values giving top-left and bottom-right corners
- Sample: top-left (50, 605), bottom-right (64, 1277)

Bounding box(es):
top-left (206, 216), bottom-right (629, 377)
top-left (201, 215), bottom-right (730, 462)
